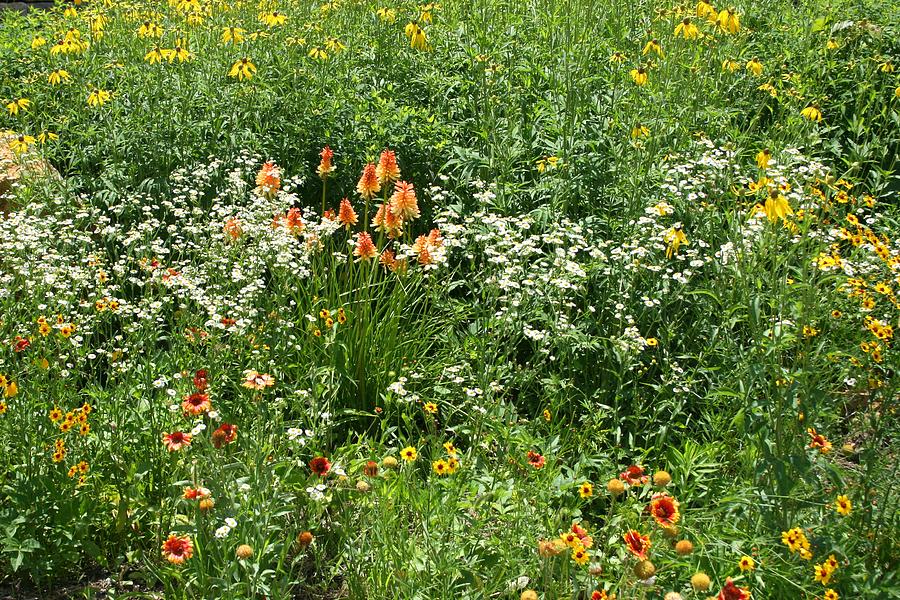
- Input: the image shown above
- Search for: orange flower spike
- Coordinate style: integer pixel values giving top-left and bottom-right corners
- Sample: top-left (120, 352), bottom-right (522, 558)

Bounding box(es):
top-left (390, 181), bottom-right (420, 221)
top-left (317, 146), bottom-right (335, 179)
top-left (376, 149), bottom-right (400, 186)
top-left (255, 161), bottom-right (281, 198)
top-left (354, 231), bottom-right (378, 261)
top-left (338, 198), bottom-right (358, 230)
top-left (357, 163), bottom-right (381, 199)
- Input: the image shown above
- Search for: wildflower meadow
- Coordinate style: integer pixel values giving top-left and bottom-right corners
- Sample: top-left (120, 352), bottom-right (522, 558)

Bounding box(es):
top-left (0, 0), bottom-right (899, 597)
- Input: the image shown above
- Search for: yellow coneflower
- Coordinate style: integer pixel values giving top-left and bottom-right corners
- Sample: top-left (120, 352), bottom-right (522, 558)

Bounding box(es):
top-left (222, 27), bottom-right (245, 44)
top-left (48, 69), bottom-right (71, 85)
top-left (696, 0), bottom-right (716, 20)
top-left (610, 51), bottom-right (626, 63)
top-left (746, 57), bottom-right (763, 77)
top-left (826, 38), bottom-right (839, 50)
top-left (377, 7), bottom-right (397, 22)
top-left (756, 149), bottom-right (771, 169)
top-left (664, 225), bottom-right (688, 258)
top-left (9, 135), bottom-right (35, 154)
top-left (87, 88), bottom-right (111, 107)
top-left (630, 67), bottom-right (649, 86)
top-left (137, 21), bottom-right (163, 38)
top-left (764, 189), bottom-right (793, 222)
top-left (308, 46), bottom-right (328, 60)
top-left (172, 40), bottom-right (192, 62)
top-left (258, 10), bottom-right (287, 26)
top-left (642, 39), bottom-right (664, 57)
top-left (717, 7), bottom-right (740, 33)
top-left (228, 57), bottom-right (257, 80)
top-left (631, 123), bottom-right (650, 139)
top-left (674, 18), bottom-right (700, 39)
top-left (405, 22), bottom-right (428, 51)
top-left (6, 98), bottom-right (30, 116)
top-left (801, 105), bottom-right (823, 122)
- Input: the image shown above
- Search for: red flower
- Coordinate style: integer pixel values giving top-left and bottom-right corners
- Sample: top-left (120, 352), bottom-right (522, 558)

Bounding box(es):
top-left (649, 493), bottom-right (681, 526)
top-left (718, 578), bottom-right (750, 600)
top-left (13, 336), bottom-right (30, 352)
top-left (161, 534), bottom-right (194, 564)
top-left (623, 530), bottom-right (651, 559)
top-left (620, 464), bottom-right (649, 486)
top-left (193, 369), bottom-right (208, 390)
top-left (211, 423), bottom-right (238, 448)
top-left (309, 456), bottom-right (331, 476)
top-left (182, 392), bottom-right (211, 416)
top-left (527, 451), bottom-right (545, 469)
top-left (162, 431), bottom-right (192, 451)
top-left (183, 486), bottom-right (210, 500)
top-left (591, 591), bottom-right (608, 600)
top-left (364, 460), bottom-right (379, 477)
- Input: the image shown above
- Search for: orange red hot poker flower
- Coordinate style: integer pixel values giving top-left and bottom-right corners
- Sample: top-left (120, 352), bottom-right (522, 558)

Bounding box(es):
top-left (376, 149), bottom-right (400, 185)
top-left (317, 146), bottom-right (335, 178)
top-left (353, 231), bottom-right (378, 261)
top-left (357, 163), bottom-right (381, 200)
top-left (255, 161), bottom-right (281, 198)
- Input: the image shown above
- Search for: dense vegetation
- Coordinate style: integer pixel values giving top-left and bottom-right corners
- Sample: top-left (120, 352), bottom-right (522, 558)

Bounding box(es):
top-left (0, 0), bottom-right (899, 597)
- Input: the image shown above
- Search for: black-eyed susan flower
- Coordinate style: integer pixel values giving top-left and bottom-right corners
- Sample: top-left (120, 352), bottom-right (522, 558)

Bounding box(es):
top-left (400, 446), bottom-right (417, 462)
top-left (228, 57), bottom-right (257, 80)
top-left (835, 495), bottom-right (852, 515)
top-left (578, 481), bottom-right (593, 498)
